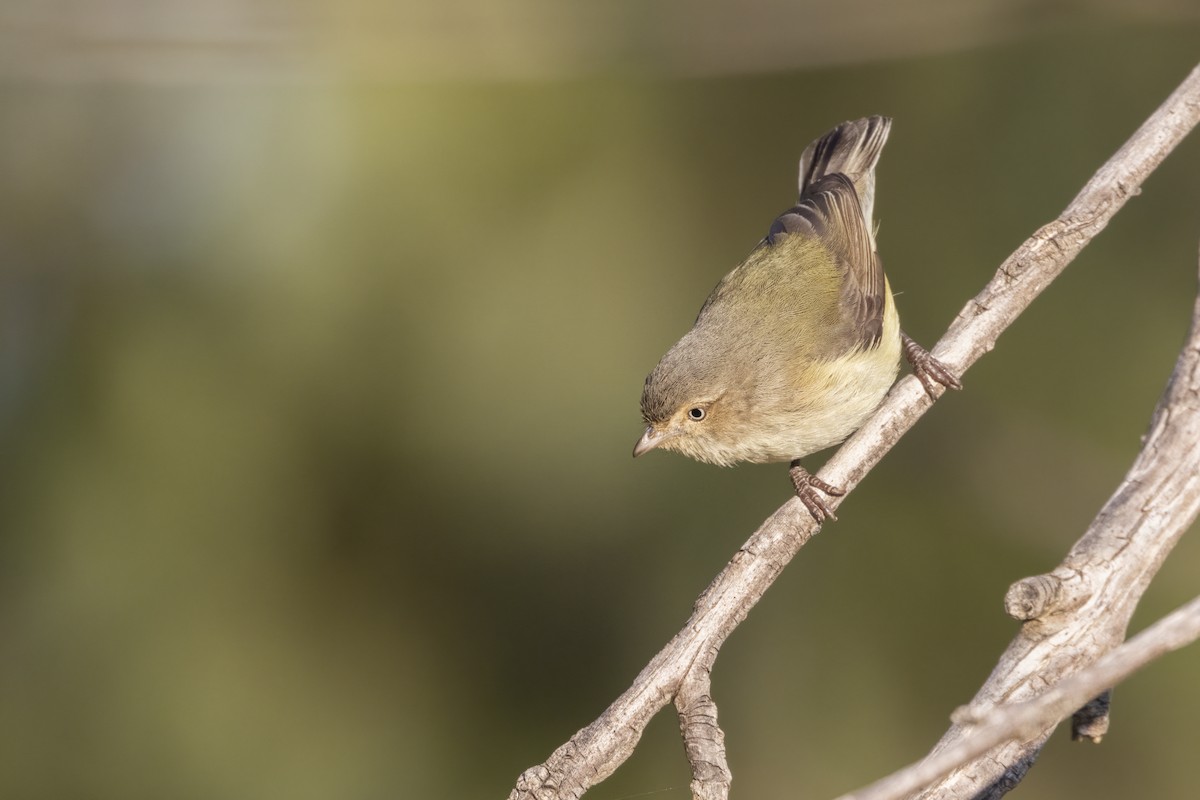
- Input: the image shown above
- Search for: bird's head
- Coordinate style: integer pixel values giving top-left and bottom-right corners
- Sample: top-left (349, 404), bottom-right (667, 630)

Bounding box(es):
top-left (635, 341), bottom-right (750, 467)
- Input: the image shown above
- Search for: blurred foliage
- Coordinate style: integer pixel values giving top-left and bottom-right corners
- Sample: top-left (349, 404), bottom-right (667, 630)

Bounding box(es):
top-left (2, 6), bottom-right (1200, 799)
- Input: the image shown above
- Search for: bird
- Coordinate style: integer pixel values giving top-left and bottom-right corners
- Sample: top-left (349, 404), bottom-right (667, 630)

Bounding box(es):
top-left (633, 116), bottom-right (960, 522)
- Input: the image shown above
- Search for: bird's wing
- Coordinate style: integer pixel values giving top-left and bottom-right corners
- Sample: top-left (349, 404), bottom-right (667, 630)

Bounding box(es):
top-left (765, 174), bottom-right (886, 350)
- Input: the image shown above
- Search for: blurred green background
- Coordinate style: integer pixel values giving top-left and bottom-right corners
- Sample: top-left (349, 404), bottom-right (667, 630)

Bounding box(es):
top-left (2, 3), bottom-right (1200, 798)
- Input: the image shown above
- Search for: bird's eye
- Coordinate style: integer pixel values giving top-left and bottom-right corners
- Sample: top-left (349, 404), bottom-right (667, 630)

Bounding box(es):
top-left (687, 407), bottom-right (706, 421)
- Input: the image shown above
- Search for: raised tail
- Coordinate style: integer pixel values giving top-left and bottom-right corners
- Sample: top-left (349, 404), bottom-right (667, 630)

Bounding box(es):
top-left (797, 116), bottom-right (891, 229)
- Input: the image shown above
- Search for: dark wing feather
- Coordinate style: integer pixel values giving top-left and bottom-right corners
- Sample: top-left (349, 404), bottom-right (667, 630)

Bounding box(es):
top-left (765, 174), bottom-right (885, 350)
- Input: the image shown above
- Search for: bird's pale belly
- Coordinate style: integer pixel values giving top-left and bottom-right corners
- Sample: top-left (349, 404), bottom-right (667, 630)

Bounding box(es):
top-left (738, 338), bottom-right (901, 464)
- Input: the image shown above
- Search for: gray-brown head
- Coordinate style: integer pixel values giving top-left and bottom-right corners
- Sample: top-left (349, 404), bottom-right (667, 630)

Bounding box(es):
top-left (634, 324), bottom-right (757, 467)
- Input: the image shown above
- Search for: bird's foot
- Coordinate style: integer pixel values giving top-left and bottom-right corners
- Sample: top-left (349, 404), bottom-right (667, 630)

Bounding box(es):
top-left (901, 331), bottom-right (962, 400)
top-left (789, 461), bottom-right (844, 523)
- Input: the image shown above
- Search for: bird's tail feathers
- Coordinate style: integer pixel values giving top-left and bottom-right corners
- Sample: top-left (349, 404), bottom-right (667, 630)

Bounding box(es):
top-left (797, 116), bottom-right (891, 227)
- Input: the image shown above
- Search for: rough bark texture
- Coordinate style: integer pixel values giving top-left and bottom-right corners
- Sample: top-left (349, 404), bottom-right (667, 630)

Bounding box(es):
top-left (676, 656), bottom-right (732, 800)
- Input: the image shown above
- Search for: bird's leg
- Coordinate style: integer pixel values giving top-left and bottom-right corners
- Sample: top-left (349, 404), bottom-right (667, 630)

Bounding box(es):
top-left (789, 461), bottom-right (844, 523)
top-left (901, 331), bottom-right (962, 400)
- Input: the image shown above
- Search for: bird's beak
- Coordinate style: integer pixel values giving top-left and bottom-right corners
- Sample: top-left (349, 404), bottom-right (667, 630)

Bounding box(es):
top-left (633, 425), bottom-right (668, 458)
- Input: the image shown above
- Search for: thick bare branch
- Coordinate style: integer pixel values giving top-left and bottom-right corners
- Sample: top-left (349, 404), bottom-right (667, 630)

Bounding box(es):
top-left (508, 63), bottom-right (1200, 800)
top-left (904, 241), bottom-right (1200, 799)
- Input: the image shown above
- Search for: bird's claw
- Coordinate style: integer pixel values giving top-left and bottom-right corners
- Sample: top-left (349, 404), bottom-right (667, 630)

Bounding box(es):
top-left (901, 332), bottom-right (962, 400)
top-left (789, 462), bottom-right (844, 523)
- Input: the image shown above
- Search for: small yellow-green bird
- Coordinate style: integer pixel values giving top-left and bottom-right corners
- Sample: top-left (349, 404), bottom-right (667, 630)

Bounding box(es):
top-left (634, 116), bottom-right (959, 522)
